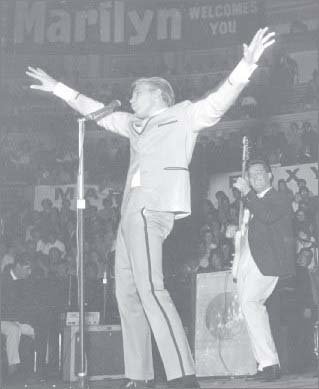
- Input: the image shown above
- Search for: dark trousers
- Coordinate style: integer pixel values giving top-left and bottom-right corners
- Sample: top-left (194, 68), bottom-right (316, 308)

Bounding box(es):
top-left (287, 310), bottom-right (315, 373)
top-left (266, 284), bottom-right (292, 372)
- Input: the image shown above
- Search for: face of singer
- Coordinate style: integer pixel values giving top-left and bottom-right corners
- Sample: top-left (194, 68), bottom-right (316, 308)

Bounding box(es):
top-left (130, 83), bottom-right (165, 119)
top-left (248, 164), bottom-right (272, 194)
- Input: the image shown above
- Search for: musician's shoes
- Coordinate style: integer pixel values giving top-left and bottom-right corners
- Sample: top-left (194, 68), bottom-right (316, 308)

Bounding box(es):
top-left (246, 370), bottom-right (265, 381)
top-left (167, 374), bottom-right (200, 388)
top-left (120, 379), bottom-right (155, 388)
top-left (258, 364), bottom-right (281, 382)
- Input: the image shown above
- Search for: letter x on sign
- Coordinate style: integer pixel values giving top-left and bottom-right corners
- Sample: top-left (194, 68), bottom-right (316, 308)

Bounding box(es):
top-left (285, 168), bottom-right (300, 183)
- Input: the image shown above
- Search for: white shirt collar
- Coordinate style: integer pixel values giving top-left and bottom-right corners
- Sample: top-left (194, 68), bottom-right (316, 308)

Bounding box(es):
top-left (257, 186), bottom-right (272, 198)
top-left (133, 107), bottom-right (169, 133)
top-left (150, 107), bottom-right (168, 117)
top-left (137, 107), bottom-right (168, 122)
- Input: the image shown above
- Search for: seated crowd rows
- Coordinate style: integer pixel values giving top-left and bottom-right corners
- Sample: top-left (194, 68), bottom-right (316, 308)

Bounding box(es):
top-left (0, 173), bottom-right (318, 379)
top-left (0, 118), bottom-right (317, 186)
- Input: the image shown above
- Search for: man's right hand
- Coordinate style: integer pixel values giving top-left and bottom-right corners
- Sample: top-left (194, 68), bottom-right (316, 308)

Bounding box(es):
top-left (25, 67), bottom-right (58, 93)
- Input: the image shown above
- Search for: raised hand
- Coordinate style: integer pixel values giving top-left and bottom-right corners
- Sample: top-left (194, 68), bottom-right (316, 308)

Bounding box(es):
top-left (233, 177), bottom-right (251, 196)
top-left (243, 27), bottom-right (276, 66)
top-left (25, 66), bottom-right (58, 93)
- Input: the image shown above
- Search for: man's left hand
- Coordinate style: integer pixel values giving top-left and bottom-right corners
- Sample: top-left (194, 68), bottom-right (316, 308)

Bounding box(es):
top-left (243, 27), bottom-right (276, 66)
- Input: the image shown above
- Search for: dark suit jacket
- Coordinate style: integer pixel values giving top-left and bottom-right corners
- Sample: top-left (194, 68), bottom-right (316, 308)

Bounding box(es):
top-left (1, 268), bottom-right (28, 323)
top-left (245, 188), bottom-right (295, 277)
top-left (1, 268), bottom-right (50, 328)
top-left (295, 266), bottom-right (314, 312)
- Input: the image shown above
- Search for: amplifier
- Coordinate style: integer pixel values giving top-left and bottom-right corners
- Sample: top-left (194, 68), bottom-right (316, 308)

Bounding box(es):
top-left (62, 324), bottom-right (124, 381)
top-left (194, 271), bottom-right (256, 377)
top-left (62, 312), bottom-right (100, 326)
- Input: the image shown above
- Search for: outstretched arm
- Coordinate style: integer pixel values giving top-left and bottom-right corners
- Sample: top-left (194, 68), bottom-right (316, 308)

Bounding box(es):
top-left (26, 67), bottom-right (131, 137)
top-left (188, 27), bottom-right (276, 131)
top-left (26, 67), bottom-right (105, 117)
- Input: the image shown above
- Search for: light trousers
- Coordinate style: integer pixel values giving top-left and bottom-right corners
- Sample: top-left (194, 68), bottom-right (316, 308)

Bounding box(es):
top-left (1, 321), bottom-right (34, 366)
top-left (237, 232), bottom-right (279, 370)
top-left (115, 189), bottom-right (195, 381)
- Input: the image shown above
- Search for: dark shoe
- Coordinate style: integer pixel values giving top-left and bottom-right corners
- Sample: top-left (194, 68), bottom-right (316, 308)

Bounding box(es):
top-left (168, 375), bottom-right (200, 388)
top-left (259, 364), bottom-right (281, 382)
top-left (120, 379), bottom-right (155, 388)
top-left (246, 370), bottom-right (264, 381)
top-left (7, 363), bottom-right (19, 376)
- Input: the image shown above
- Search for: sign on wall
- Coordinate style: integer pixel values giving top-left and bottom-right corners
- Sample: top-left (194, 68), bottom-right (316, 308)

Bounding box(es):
top-left (208, 163), bottom-right (318, 206)
top-left (2, 0), bottom-right (264, 54)
top-left (34, 184), bottom-right (114, 211)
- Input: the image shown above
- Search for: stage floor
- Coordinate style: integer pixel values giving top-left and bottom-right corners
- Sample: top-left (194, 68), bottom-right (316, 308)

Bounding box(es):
top-left (2, 372), bottom-right (319, 389)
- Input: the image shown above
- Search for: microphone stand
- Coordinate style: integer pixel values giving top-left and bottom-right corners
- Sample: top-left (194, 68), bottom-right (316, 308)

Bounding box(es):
top-left (75, 104), bottom-right (119, 388)
top-left (76, 117), bottom-right (89, 389)
top-left (102, 257), bottom-right (108, 324)
top-left (315, 245), bottom-right (319, 388)
top-left (67, 273), bottom-right (72, 309)
top-left (0, 259), bottom-right (2, 389)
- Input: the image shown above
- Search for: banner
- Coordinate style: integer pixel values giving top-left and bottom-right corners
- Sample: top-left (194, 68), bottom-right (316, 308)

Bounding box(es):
top-left (208, 163), bottom-right (318, 207)
top-left (34, 184), bottom-right (116, 211)
top-left (2, 0), bottom-right (264, 54)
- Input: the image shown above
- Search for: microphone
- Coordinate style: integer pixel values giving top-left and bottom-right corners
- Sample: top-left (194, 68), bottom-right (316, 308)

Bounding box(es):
top-left (84, 100), bottom-right (121, 121)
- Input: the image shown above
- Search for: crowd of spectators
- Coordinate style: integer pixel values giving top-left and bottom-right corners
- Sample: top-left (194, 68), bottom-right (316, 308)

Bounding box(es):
top-left (0, 125), bottom-right (130, 185)
top-left (1, 193), bottom-right (121, 284)
top-left (0, 22), bottom-right (318, 381)
top-left (0, 154), bottom-right (318, 380)
top-left (1, 44), bottom-right (318, 117)
top-left (194, 118), bottom-right (318, 173)
top-left (4, 62), bottom-right (316, 118)
top-left (0, 42), bottom-right (318, 184)
top-left (0, 192), bottom-right (121, 381)
top-left (0, 116), bottom-right (317, 185)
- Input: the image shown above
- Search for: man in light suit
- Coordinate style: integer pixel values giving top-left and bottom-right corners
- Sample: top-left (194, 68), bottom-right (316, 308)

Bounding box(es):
top-left (234, 160), bottom-right (295, 382)
top-left (26, 28), bottom-right (275, 389)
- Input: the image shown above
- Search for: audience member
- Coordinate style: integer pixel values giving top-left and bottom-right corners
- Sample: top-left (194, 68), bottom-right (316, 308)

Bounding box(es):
top-left (277, 179), bottom-right (294, 203)
top-left (230, 187), bottom-right (241, 214)
top-left (306, 69), bottom-right (319, 107)
top-left (36, 230), bottom-right (66, 258)
top-left (1, 244), bottom-right (17, 272)
top-left (1, 254), bottom-right (37, 380)
top-left (296, 230), bottom-right (317, 267)
top-left (59, 198), bottom-right (76, 234)
top-left (288, 248), bottom-right (316, 373)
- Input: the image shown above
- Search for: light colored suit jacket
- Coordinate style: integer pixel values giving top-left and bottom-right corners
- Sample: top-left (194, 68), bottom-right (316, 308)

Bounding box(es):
top-left (54, 60), bottom-right (256, 218)
top-left (98, 69), bottom-right (251, 218)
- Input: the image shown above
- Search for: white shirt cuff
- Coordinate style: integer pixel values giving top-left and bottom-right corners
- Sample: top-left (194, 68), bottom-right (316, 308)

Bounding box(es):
top-left (131, 169), bottom-right (141, 188)
top-left (228, 59), bottom-right (258, 85)
top-left (53, 82), bottom-right (79, 102)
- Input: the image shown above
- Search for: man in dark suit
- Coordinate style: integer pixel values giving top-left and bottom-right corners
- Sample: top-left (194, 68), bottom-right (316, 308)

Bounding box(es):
top-left (26, 29), bottom-right (275, 389)
top-left (234, 160), bottom-right (295, 381)
top-left (1, 254), bottom-right (34, 378)
top-left (288, 248), bottom-right (315, 372)
top-left (1, 253), bottom-right (51, 380)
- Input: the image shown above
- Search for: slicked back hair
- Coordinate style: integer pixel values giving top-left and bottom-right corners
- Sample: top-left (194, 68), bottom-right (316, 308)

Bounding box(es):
top-left (132, 77), bottom-right (175, 107)
top-left (247, 159), bottom-right (272, 174)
